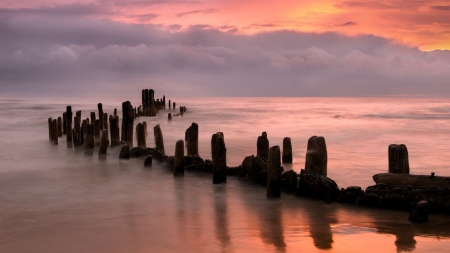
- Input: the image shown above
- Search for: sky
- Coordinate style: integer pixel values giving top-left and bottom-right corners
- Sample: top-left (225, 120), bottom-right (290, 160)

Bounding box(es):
top-left (0, 0), bottom-right (450, 97)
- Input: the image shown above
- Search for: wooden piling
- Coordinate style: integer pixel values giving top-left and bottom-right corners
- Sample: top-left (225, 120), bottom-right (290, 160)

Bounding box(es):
top-left (153, 124), bottom-right (165, 153)
top-left (257, 132), bottom-right (269, 159)
top-left (282, 137), bottom-right (292, 163)
top-left (94, 119), bottom-right (101, 139)
top-left (110, 116), bottom-right (120, 147)
top-left (174, 140), bottom-right (184, 176)
top-left (388, 144), bottom-right (410, 174)
top-left (66, 106), bottom-right (73, 148)
top-left (185, 122), bottom-right (199, 156)
top-left (48, 117), bottom-right (52, 141)
top-left (103, 113), bottom-right (108, 130)
top-left (143, 121), bottom-right (147, 135)
top-left (84, 124), bottom-right (94, 150)
top-left (90, 112), bottom-right (95, 125)
top-left (73, 116), bottom-right (82, 147)
top-left (168, 113), bottom-right (172, 120)
top-left (121, 101), bottom-right (134, 146)
top-left (304, 136), bottom-right (327, 176)
top-left (98, 103), bottom-right (103, 130)
top-left (99, 129), bottom-right (109, 155)
top-left (114, 108), bottom-right (117, 117)
top-left (57, 117), bottom-right (62, 137)
top-left (212, 133), bottom-right (226, 184)
top-left (62, 112), bottom-right (67, 135)
top-left (169, 100), bottom-right (171, 109)
top-left (267, 145), bottom-right (281, 198)
top-left (136, 123), bottom-right (146, 148)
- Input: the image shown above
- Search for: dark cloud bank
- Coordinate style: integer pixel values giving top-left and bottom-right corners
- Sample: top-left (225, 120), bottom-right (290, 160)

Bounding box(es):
top-left (0, 16), bottom-right (449, 97)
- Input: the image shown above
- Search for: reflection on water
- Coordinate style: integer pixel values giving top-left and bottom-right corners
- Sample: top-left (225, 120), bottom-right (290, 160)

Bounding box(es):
top-left (1, 97), bottom-right (450, 252)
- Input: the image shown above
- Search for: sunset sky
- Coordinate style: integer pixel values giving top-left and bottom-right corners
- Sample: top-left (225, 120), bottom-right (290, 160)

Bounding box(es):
top-left (1, 0), bottom-right (449, 96)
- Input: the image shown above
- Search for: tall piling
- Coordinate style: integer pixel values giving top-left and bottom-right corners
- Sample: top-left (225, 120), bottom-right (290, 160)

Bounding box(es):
top-left (98, 103), bottom-right (103, 130)
top-left (304, 136), bottom-right (327, 176)
top-left (282, 137), bottom-right (292, 163)
top-left (114, 108), bottom-right (117, 117)
top-left (388, 144), bottom-right (410, 174)
top-left (257, 132), bottom-right (269, 159)
top-left (267, 146), bottom-right (281, 198)
top-left (66, 106), bottom-right (73, 148)
top-left (153, 124), bottom-right (165, 153)
top-left (110, 116), bottom-right (120, 147)
top-left (57, 117), bottom-right (62, 137)
top-left (76, 110), bottom-right (81, 120)
top-left (185, 122), bottom-right (199, 156)
top-left (174, 140), bottom-right (184, 176)
top-left (48, 117), bottom-right (52, 141)
top-left (211, 132), bottom-right (224, 162)
top-left (212, 133), bottom-right (226, 184)
top-left (168, 113), bottom-right (172, 120)
top-left (163, 96), bottom-right (166, 109)
top-left (84, 124), bottom-right (94, 150)
top-left (143, 121), bottom-right (147, 135)
top-left (99, 129), bottom-right (109, 155)
top-left (90, 112), bottom-right (95, 125)
top-left (121, 101), bottom-right (134, 146)
top-left (73, 116), bottom-right (82, 147)
top-left (49, 118), bottom-right (58, 145)
top-left (94, 119), bottom-right (101, 139)
top-left (136, 123), bottom-right (146, 148)
top-left (62, 112), bottom-right (67, 135)
top-left (169, 100), bottom-right (171, 109)
top-left (102, 113), bottom-right (108, 130)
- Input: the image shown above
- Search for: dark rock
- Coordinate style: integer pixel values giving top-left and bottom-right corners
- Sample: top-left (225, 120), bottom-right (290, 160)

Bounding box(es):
top-left (153, 147), bottom-right (167, 162)
top-left (409, 200), bottom-right (429, 223)
top-left (380, 193), bottom-right (408, 210)
top-left (119, 145), bottom-right (130, 159)
top-left (242, 155), bottom-right (254, 178)
top-left (130, 147), bottom-right (144, 158)
top-left (356, 192), bottom-right (380, 207)
top-left (281, 170), bottom-right (298, 193)
top-left (227, 166), bottom-right (242, 176)
top-left (144, 155), bottom-right (153, 167)
top-left (337, 186), bottom-right (364, 204)
top-left (296, 173), bottom-right (340, 203)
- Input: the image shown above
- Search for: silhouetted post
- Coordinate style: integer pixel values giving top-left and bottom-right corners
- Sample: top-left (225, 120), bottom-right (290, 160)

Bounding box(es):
top-left (185, 122), bottom-right (199, 156)
top-left (114, 108), bottom-right (117, 117)
top-left (153, 124), bottom-right (165, 153)
top-left (121, 101), bottom-right (134, 146)
top-left (49, 118), bottom-right (58, 145)
top-left (210, 132), bottom-right (224, 162)
top-left (90, 112), bottom-right (95, 125)
top-left (267, 146), bottom-right (281, 198)
top-left (110, 116), bottom-right (120, 147)
top-left (257, 132), bottom-right (269, 159)
top-left (212, 133), bottom-right (226, 184)
top-left (142, 89), bottom-right (146, 116)
top-left (62, 112), bottom-right (67, 135)
top-left (73, 116), bottom-right (82, 147)
top-left (143, 121), bottom-right (147, 135)
top-left (180, 106), bottom-right (183, 116)
top-left (82, 119), bottom-right (87, 143)
top-left (98, 103), bottom-right (103, 130)
top-left (282, 137), bottom-right (292, 163)
top-left (168, 113), bottom-right (172, 120)
top-left (66, 106), bottom-right (73, 148)
top-left (48, 117), bottom-right (52, 141)
top-left (304, 136), bottom-right (327, 176)
top-left (99, 129), bottom-right (109, 155)
top-left (174, 140), bottom-right (184, 176)
top-left (389, 144), bottom-right (410, 174)
top-left (169, 100), bottom-right (171, 109)
top-left (57, 117), bottom-right (62, 137)
top-left (76, 110), bottom-right (81, 120)
top-left (163, 95), bottom-right (166, 109)
top-left (173, 102), bottom-right (176, 110)
top-left (136, 123), bottom-right (146, 148)
top-left (84, 124), bottom-right (94, 150)
top-left (103, 113), bottom-right (108, 130)
top-left (94, 119), bottom-right (101, 139)
top-left (149, 89), bottom-right (155, 116)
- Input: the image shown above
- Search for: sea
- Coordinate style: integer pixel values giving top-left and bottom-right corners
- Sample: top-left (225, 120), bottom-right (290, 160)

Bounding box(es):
top-left (0, 96), bottom-right (450, 252)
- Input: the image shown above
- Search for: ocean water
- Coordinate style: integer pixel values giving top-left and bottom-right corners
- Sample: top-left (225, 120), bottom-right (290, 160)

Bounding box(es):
top-left (0, 96), bottom-right (450, 252)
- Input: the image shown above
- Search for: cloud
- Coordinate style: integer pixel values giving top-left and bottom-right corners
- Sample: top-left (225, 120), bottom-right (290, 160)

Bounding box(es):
top-left (0, 16), bottom-right (449, 97)
top-left (176, 8), bottom-right (218, 18)
top-left (337, 21), bottom-right (357, 26)
top-left (430, 6), bottom-right (450, 11)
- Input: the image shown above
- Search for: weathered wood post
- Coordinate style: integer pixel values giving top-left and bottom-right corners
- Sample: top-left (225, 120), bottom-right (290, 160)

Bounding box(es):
top-left (94, 119), bottom-right (101, 139)
top-left (257, 132), bottom-right (269, 159)
top-left (153, 124), bottom-right (165, 153)
top-left (304, 136), bottom-right (327, 176)
top-left (57, 117), bottom-right (62, 137)
top-left (173, 102), bottom-right (176, 110)
top-left (282, 137), bottom-right (292, 163)
top-left (90, 112), bottom-right (95, 125)
top-left (76, 110), bottom-right (81, 120)
top-left (136, 123), bottom-right (146, 148)
top-left (267, 146), bottom-right (281, 198)
top-left (211, 132), bottom-right (224, 162)
top-left (113, 108), bottom-right (117, 117)
top-left (109, 116), bottom-right (120, 147)
top-left (82, 119), bottom-right (87, 143)
top-left (62, 112), bottom-right (67, 135)
top-left (98, 103), bottom-right (103, 130)
top-left (84, 124), bottom-right (94, 150)
top-left (174, 140), bottom-right (184, 176)
top-left (143, 121), bottom-right (147, 135)
top-left (121, 101), bottom-right (134, 146)
top-left (388, 144), bottom-right (410, 174)
top-left (49, 118), bottom-right (58, 145)
top-left (66, 106), bottom-right (73, 148)
top-left (163, 95), bottom-right (166, 109)
top-left (168, 113), bottom-right (172, 120)
top-left (185, 122), bottom-right (199, 156)
top-left (99, 129), bottom-right (109, 155)
top-left (48, 117), bottom-right (52, 141)
top-left (73, 116), bottom-right (82, 147)
top-left (180, 106), bottom-right (183, 116)
top-left (212, 133), bottom-right (226, 184)
top-left (169, 100), bottom-right (171, 109)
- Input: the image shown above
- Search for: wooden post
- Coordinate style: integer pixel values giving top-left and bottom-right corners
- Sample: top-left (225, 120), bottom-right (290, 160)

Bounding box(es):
top-left (212, 133), bottom-right (226, 184)
top-left (169, 100), bottom-right (171, 109)
top-left (121, 101), bottom-right (134, 146)
top-left (153, 124), bottom-right (165, 153)
top-left (185, 122), bottom-right (199, 156)
top-left (94, 119), bottom-right (101, 139)
top-left (114, 108), bottom-right (117, 117)
top-left (48, 117), bottom-right (52, 141)
top-left (62, 112), bottom-right (67, 135)
top-left (143, 121), bottom-right (147, 135)
top-left (282, 137), bottom-right (292, 163)
top-left (98, 103), bottom-right (103, 130)
top-left (84, 124), bottom-right (94, 150)
top-left (267, 146), bottom-right (281, 198)
top-left (66, 106), bottom-right (73, 148)
top-left (389, 144), bottom-right (410, 174)
top-left (168, 113), bottom-right (172, 120)
top-left (73, 116), bottom-right (82, 147)
top-left (57, 117), bottom-right (62, 137)
top-left (257, 132), bottom-right (269, 159)
top-left (49, 118), bottom-right (58, 145)
top-left (304, 136), bottom-right (327, 176)
top-left (174, 140), bottom-right (184, 176)
top-left (99, 129), bottom-right (109, 155)
top-left (110, 116), bottom-right (120, 147)
top-left (103, 113), bottom-right (108, 130)
top-left (136, 123), bottom-right (146, 148)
